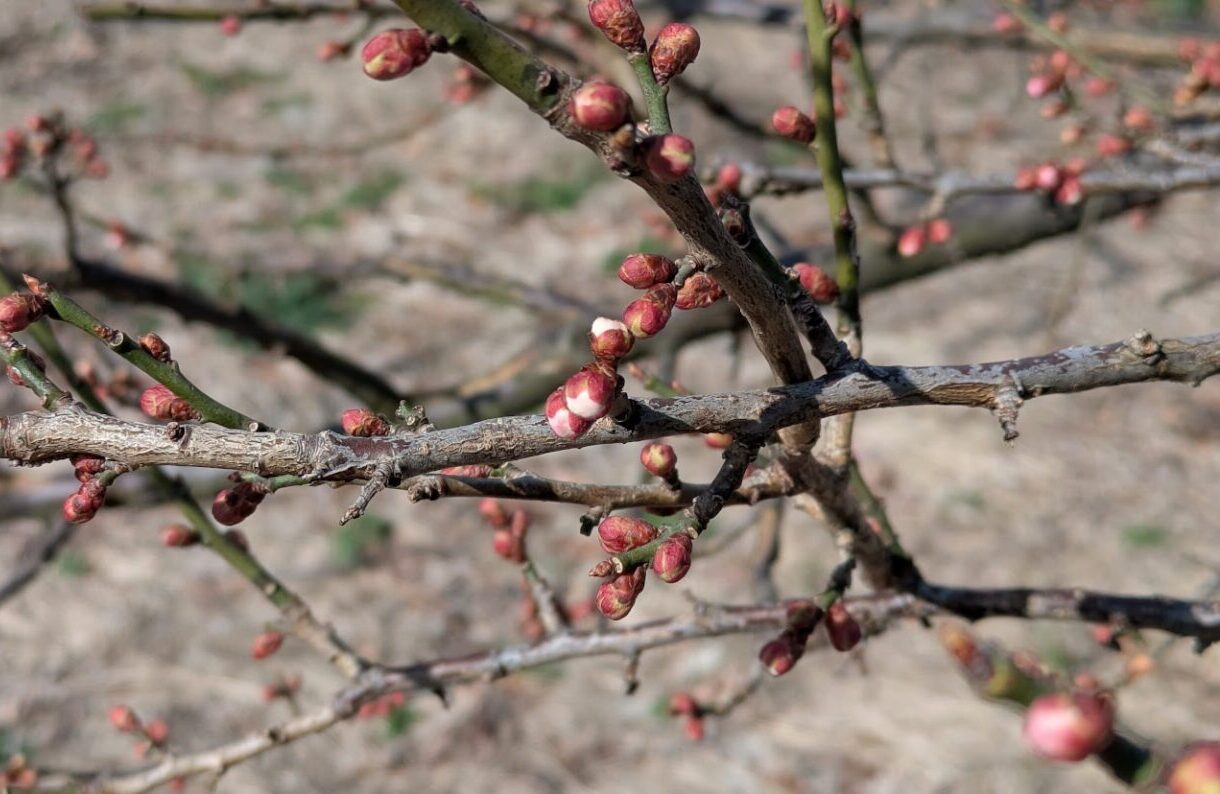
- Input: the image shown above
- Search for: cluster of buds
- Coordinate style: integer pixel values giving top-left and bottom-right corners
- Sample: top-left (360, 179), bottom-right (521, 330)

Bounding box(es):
top-left (896, 218), bottom-right (953, 259)
top-left (108, 705), bottom-right (169, 756)
top-left (211, 481), bottom-right (267, 526)
top-left (361, 28), bottom-right (433, 81)
top-left (1175, 39), bottom-right (1220, 106)
top-left (63, 479), bottom-right (107, 524)
top-left (139, 384), bottom-right (199, 422)
top-left (1168, 742), bottom-right (1220, 794)
top-left (341, 407), bottom-right (390, 436)
top-left (771, 105), bottom-right (816, 144)
top-left (251, 630), bottom-right (285, 660)
top-left (10, 114), bottom-right (110, 181)
top-left (758, 599), bottom-right (824, 676)
top-left (1022, 689), bottom-right (1115, 762)
top-left (0, 291), bottom-right (46, 334)
top-left (480, 498), bottom-right (530, 563)
top-left (1013, 159), bottom-right (1087, 206)
top-left (262, 673), bottom-right (303, 703)
top-left (1025, 50), bottom-right (1078, 100)
top-left (791, 262), bottom-right (839, 304)
top-left (444, 63), bottom-right (491, 104)
top-left (668, 691), bottom-right (705, 741)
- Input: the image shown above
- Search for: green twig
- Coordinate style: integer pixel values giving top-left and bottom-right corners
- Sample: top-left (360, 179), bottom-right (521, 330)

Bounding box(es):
top-left (628, 52), bottom-right (673, 134)
top-left (844, 1), bottom-right (894, 169)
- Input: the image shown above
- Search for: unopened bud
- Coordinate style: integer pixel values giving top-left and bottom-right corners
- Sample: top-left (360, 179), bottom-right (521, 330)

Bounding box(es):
top-left (649, 22), bottom-right (700, 84)
top-left (675, 271), bottom-right (724, 310)
top-left (683, 716), bottom-right (705, 741)
top-left (570, 82), bottom-right (631, 131)
top-left (785, 599), bottom-right (824, 635)
top-left (715, 162), bottom-right (742, 194)
top-left (142, 718), bottom-right (169, 746)
top-left (643, 134), bottom-right (695, 183)
top-left (562, 361), bottom-right (618, 421)
top-left (219, 14), bottom-right (241, 36)
top-left (589, 317), bottom-right (634, 361)
top-left (595, 567), bottom-right (646, 620)
top-left (478, 498), bottom-right (510, 527)
top-left (703, 432), bottom-right (733, 449)
top-left (825, 601), bottom-right (862, 652)
top-left (1168, 743), bottom-right (1220, 794)
top-left (63, 480), bottom-right (106, 524)
top-left (896, 225), bottom-right (926, 258)
top-left (251, 630), bottom-right (285, 660)
top-left (623, 284), bottom-right (676, 338)
top-left (639, 442), bottom-right (676, 477)
top-left (161, 524), bottom-right (200, 547)
top-left (771, 106), bottom-right (815, 144)
top-left (1035, 163), bottom-right (1063, 191)
top-left (792, 263), bottom-right (838, 304)
top-left (341, 408), bottom-right (390, 437)
top-left (137, 332), bottom-right (171, 362)
top-left (0, 293), bottom-right (42, 333)
top-left (109, 705), bottom-right (140, 733)
top-left (596, 515), bottom-right (657, 554)
top-left (618, 253), bottom-right (677, 289)
top-left (361, 28), bottom-right (431, 81)
top-left (651, 532), bottom-right (692, 583)
top-left (545, 386), bottom-right (592, 439)
top-left (211, 482), bottom-right (265, 526)
top-left (71, 453), bottom-right (105, 482)
top-left (587, 0), bottom-right (646, 52)
top-left (759, 631), bottom-right (803, 676)
top-left (1022, 691), bottom-right (1114, 762)
top-left (1025, 72), bottom-right (1063, 99)
top-left (926, 218), bottom-right (953, 245)
top-left (1096, 133), bottom-right (1131, 158)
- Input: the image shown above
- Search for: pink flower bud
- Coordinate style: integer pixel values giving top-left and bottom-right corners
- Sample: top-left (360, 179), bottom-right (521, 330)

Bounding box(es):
top-left (316, 40), bottom-right (347, 62)
top-left (926, 218), bottom-right (953, 245)
top-left (1055, 176), bottom-right (1083, 206)
top-left (570, 82), bottom-right (631, 131)
top-left (1169, 743), bottom-right (1220, 794)
top-left (703, 432), bottom-right (733, 449)
top-left (361, 28), bottom-right (431, 81)
top-left (251, 630), bottom-right (285, 660)
top-left (72, 453), bottom-right (105, 482)
top-left (1096, 133), bottom-right (1131, 158)
top-left (142, 718), bottom-right (169, 746)
top-left (211, 483), bottom-right (264, 527)
top-left (545, 387), bottom-right (592, 439)
top-left (651, 533), bottom-right (692, 583)
top-left (1022, 691), bottom-right (1114, 762)
top-left (589, 317), bottom-right (634, 361)
top-left (1035, 163), bottom-right (1063, 191)
top-left (109, 705), bottom-right (140, 733)
top-left (639, 442), bottom-right (676, 477)
top-left (0, 293), bottom-right (42, 333)
top-left (1047, 11), bottom-right (1068, 33)
top-left (992, 12), bottom-right (1021, 34)
top-left (618, 253), bottom-right (676, 289)
top-left (716, 162), bottom-right (742, 193)
top-left (649, 22), bottom-right (700, 84)
top-left (161, 524), bottom-right (200, 547)
top-left (825, 601), bottom-right (862, 651)
top-left (622, 285), bottom-right (676, 338)
top-left (595, 567), bottom-right (646, 620)
top-left (219, 14), bottom-right (241, 36)
top-left (792, 263), bottom-right (838, 304)
top-left (63, 480), bottom-right (106, 524)
top-left (1025, 72), bottom-right (1062, 99)
top-left (759, 631), bottom-right (803, 676)
top-left (669, 691), bottom-right (699, 716)
top-left (596, 515), bottom-right (657, 554)
top-left (139, 385), bottom-right (176, 421)
top-left (771, 106), bottom-right (816, 144)
top-left (675, 271), bottom-right (724, 310)
top-left (492, 527), bottom-right (526, 562)
top-left (563, 362), bottom-right (618, 421)
top-left (643, 134), bottom-right (695, 183)
top-left (587, 0), bottom-right (646, 52)
top-left (137, 332), bottom-right (171, 362)
top-left (478, 497), bottom-right (510, 528)
top-left (683, 716), bottom-right (705, 741)
top-left (341, 408), bottom-right (390, 437)
top-left (1122, 106), bottom-right (1154, 132)
top-left (897, 225), bottom-right (926, 258)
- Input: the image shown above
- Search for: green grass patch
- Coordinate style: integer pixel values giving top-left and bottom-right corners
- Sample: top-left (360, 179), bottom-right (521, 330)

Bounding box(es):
top-left (1121, 523), bottom-right (1169, 548)
top-left (474, 164), bottom-right (607, 215)
top-left (179, 61), bottom-right (282, 98)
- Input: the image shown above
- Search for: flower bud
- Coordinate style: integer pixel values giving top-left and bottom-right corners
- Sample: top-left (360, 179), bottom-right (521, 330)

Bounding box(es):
top-left (545, 386), bottom-right (592, 439)
top-left (825, 601), bottom-right (862, 652)
top-left (71, 453), bottom-right (105, 482)
top-left (1096, 133), bottom-right (1131, 158)
top-left (161, 524), bottom-right (200, 547)
top-left (143, 718), bottom-right (169, 746)
top-left (639, 442), bottom-right (677, 477)
top-left (1035, 163), bottom-right (1063, 191)
top-left (570, 82), bottom-right (631, 131)
top-left (63, 480), bottom-right (106, 524)
top-left (675, 271), bottom-right (724, 310)
top-left (109, 705), bottom-right (140, 733)
top-left (361, 28), bottom-right (432, 81)
top-left (669, 691), bottom-right (699, 716)
top-left (896, 225), bottom-right (926, 258)
top-left (792, 263), bottom-right (838, 304)
top-left (1168, 743), bottom-right (1220, 794)
top-left (139, 385), bottom-right (175, 421)
top-left (0, 293), bottom-right (42, 333)
top-left (478, 497), bottom-right (510, 528)
top-left (1122, 105), bottom-right (1154, 133)
top-left (703, 432), bottom-right (733, 449)
top-left (1055, 176), bottom-right (1083, 206)
top-left (759, 631), bottom-right (803, 676)
top-left (1022, 691), bottom-right (1114, 762)
top-left (219, 14), bottom-right (241, 36)
top-left (563, 362), bottom-right (618, 421)
top-left (771, 106), bottom-right (816, 144)
top-left (715, 162), bottom-right (742, 193)
top-left (492, 527), bottom-right (526, 562)
top-left (651, 532), bottom-right (692, 583)
top-left (683, 716), bottom-right (705, 741)
top-left (992, 12), bottom-right (1020, 34)
top-left (623, 284), bottom-right (676, 338)
top-left (137, 332), bottom-right (171, 362)
top-left (597, 515), bottom-right (657, 554)
top-left (785, 599), bottom-right (824, 635)
top-left (618, 253), bottom-right (677, 289)
top-left (643, 134), bottom-right (695, 183)
top-left (926, 218), bottom-right (953, 245)
top-left (251, 630), bottom-right (285, 660)
top-left (341, 408), bottom-right (390, 437)
top-left (211, 483), bottom-right (265, 526)
top-left (595, 567), bottom-right (646, 620)
top-left (587, 0), bottom-right (646, 52)
top-left (649, 22), bottom-right (700, 84)
top-left (1025, 72), bottom-right (1063, 99)
top-left (589, 317), bottom-right (634, 361)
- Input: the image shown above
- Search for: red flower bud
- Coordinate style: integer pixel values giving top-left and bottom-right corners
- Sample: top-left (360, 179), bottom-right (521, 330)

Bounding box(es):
top-left (587, 0), bottom-right (646, 52)
top-left (1096, 133), bottom-right (1131, 158)
top-left (669, 691), bottom-right (699, 716)
top-left (771, 106), bottom-right (816, 144)
top-left (161, 524), bottom-right (200, 547)
top-left (649, 22), bottom-right (700, 84)
top-left (139, 385), bottom-right (178, 421)
top-left (0, 293), bottom-right (42, 333)
top-left (596, 515), bottom-right (657, 554)
top-left (639, 442), bottom-right (677, 477)
top-left (992, 12), bottom-right (1021, 34)
top-left (562, 362), bottom-right (617, 421)
top-left (595, 567), bottom-right (646, 620)
top-left (675, 271), bottom-right (724, 310)
top-left (361, 28), bottom-right (432, 81)
top-left (1122, 106), bottom-right (1154, 133)
top-left (109, 705), bottom-right (140, 733)
top-left (643, 134), bottom-right (695, 183)
top-left (492, 528), bottom-right (526, 562)
top-left (142, 718), bottom-right (169, 746)
top-left (63, 480), bottom-right (106, 524)
top-left (478, 497), bottom-right (510, 528)
top-left (341, 408), bottom-right (390, 437)
top-left (785, 599), bottom-right (824, 635)
top-left (251, 630), bottom-right (285, 660)
top-left (792, 263), bottom-right (839, 304)
top-left (896, 225), bottom-right (926, 258)
top-left (1169, 743), bottom-right (1220, 794)
top-left (1022, 691), bottom-right (1114, 762)
top-left (825, 601), bottom-right (862, 651)
top-left (926, 218), bottom-right (953, 245)
top-left (589, 317), bottom-right (634, 361)
top-left (622, 285), bottom-right (676, 338)
top-left (545, 387), bottom-right (592, 439)
top-left (703, 432), bottom-right (733, 449)
top-left (1035, 163), bottom-right (1063, 191)
top-left (1025, 72), bottom-right (1063, 99)
top-left (137, 332), bottom-right (171, 362)
top-left (72, 453), bottom-right (105, 482)
top-left (683, 716), bottom-right (705, 741)
top-left (1055, 176), bottom-right (1083, 206)
top-left (759, 631), bottom-right (804, 676)
top-left (219, 14), bottom-right (241, 36)
top-left (211, 483), bottom-right (265, 526)
top-left (570, 82), bottom-right (631, 131)
top-left (651, 533), bottom-right (692, 583)
top-left (716, 162), bottom-right (742, 193)
top-left (618, 253), bottom-right (677, 289)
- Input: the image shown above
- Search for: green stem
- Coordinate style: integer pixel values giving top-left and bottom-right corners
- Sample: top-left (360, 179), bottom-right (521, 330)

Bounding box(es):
top-left (843, 1), bottom-right (894, 169)
top-left (40, 284), bottom-right (264, 430)
top-left (629, 52), bottom-right (673, 135)
top-left (0, 335), bottom-right (73, 408)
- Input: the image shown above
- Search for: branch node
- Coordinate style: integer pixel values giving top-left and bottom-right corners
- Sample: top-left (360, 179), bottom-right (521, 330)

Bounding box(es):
top-left (992, 374), bottom-right (1024, 443)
